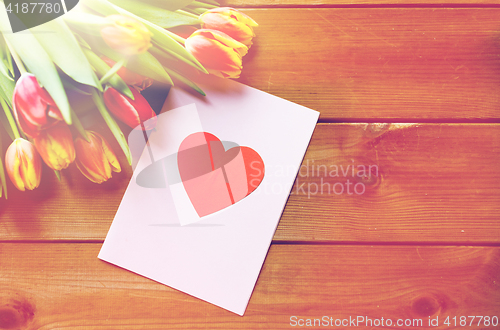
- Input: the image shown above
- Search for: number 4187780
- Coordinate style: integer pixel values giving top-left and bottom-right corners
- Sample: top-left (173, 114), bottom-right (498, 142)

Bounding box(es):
top-left (443, 316), bottom-right (498, 327)
top-left (5, 2), bottom-right (62, 14)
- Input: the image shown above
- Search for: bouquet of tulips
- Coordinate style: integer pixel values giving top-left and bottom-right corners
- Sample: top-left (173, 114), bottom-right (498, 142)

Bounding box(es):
top-left (0, 0), bottom-right (258, 198)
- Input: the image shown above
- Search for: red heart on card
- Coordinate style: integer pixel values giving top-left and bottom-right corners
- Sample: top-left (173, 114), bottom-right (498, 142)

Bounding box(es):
top-left (178, 132), bottom-right (265, 217)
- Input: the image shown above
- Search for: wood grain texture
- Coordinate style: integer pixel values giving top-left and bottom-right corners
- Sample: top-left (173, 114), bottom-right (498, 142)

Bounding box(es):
top-left (0, 243), bottom-right (498, 329)
top-left (234, 8), bottom-right (500, 121)
top-left (279, 123), bottom-right (500, 243)
top-left (1, 124), bottom-right (498, 243)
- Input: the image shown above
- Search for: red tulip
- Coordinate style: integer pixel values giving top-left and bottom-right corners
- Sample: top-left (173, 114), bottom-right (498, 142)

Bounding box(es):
top-left (185, 29), bottom-right (248, 79)
top-left (34, 123), bottom-right (76, 171)
top-left (74, 131), bottom-right (121, 184)
top-left (100, 56), bottom-right (153, 91)
top-left (103, 86), bottom-right (157, 130)
top-left (200, 7), bottom-right (258, 47)
top-left (13, 73), bottom-right (64, 138)
top-left (5, 138), bottom-right (42, 191)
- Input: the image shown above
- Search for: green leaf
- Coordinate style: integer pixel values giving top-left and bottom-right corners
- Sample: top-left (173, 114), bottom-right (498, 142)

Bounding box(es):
top-left (54, 170), bottom-right (61, 181)
top-left (86, 37), bottom-right (174, 85)
top-left (82, 0), bottom-right (207, 73)
top-left (62, 10), bottom-right (109, 37)
top-left (149, 47), bottom-right (205, 95)
top-left (0, 97), bottom-right (14, 141)
top-left (190, 1), bottom-right (218, 9)
top-left (164, 66), bottom-right (205, 96)
top-left (116, 0), bottom-right (194, 11)
top-left (197, 0), bottom-right (220, 5)
top-left (107, 0), bottom-right (199, 28)
top-left (31, 18), bottom-right (102, 91)
top-left (127, 51), bottom-right (173, 85)
top-left (0, 34), bottom-right (14, 80)
top-left (0, 69), bottom-right (15, 108)
top-left (81, 47), bottom-right (134, 99)
top-left (0, 2), bottom-right (72, 125)
top-left (98, 59), bottom-right (126, 85)
top-left (91, 89), bottom-right (132, 165)
top-left (70, 109), bottom-right (89, 142)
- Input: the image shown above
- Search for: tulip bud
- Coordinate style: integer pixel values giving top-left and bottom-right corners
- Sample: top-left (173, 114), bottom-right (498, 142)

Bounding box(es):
top-left (34, 124), bottom-right (76, 171)
top-left (13, 73), bottom-right (64, 138)
top-left (200, 7), bottom-right (258, 47)
top-left (185, 29), bottom-right (248, 79)
top-left (103, 86), bottom-right (157, 130)
top-left (101, 15), bottom-right (153, 56)
top-left (5, 138), bottom-right (42, 191)
top-left (74, 131), bottom-right (121, 184)
top-left (100, 56), bottom-right (153, 91)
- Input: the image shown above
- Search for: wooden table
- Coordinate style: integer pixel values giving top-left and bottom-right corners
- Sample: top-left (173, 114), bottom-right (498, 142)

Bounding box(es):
top-left (1, 1), bottom-right (499, 329)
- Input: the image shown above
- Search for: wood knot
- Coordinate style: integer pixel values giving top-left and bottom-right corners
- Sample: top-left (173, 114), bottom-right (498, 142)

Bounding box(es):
top-left (0, 300), bottom-right (35, 330)
top-left (411, 295), bottom-right (442, 317)
top-left (352, 165), bottom-right (381, 188)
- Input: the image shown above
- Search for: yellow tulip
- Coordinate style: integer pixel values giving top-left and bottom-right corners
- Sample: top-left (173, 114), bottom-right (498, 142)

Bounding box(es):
top-left (185, 29), bottom-right (248, 79)
top-left (5, 138), bottom-right (42, 191)
top-left (201, 7), bottom-right (258, 47)
top-left (100, 15), bottom-right (152, 56)
top-left (74, 131), bottom-right (121, 184)
top-left (34, 124), bottom-right (76, 171)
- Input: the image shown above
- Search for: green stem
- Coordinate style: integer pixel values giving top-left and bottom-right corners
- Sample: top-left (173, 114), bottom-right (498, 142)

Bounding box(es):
top-left (164, 29), bottom-right (186, 46)
top-left (4, 39), bottom-right (27, 75)
top-left (191, 1), bottom-right (217, 9)
top-left (182, 7), bottom-right (202, 16)
top-left (99, 59), bottom-right (127, 86)
top-left (90, 89), bottom-right (132, 165)
top-left (70, 109), bottom-right (89, 142)
top-left (187, 7), bottom-right (208, 15)
top-left (0, 97), bottom-right (20, 139)
top-left (175, 9), bottom-right (200, 19)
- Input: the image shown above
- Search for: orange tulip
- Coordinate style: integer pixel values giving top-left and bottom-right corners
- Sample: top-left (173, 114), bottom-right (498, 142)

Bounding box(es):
top-left (100, 15), bottom-right (152, 56)
top-left (185, 29), bottom-right (248, 79)
top-left (5, 138), bottom-right (42, 191)
top-left (34, 124), bottom-right (75, 171)
top-left (103, 86), bottom-right (157, 130)
top-left (74, 131), bottom-right (121, 184)
top-left (13, 73), bottom-right (64, 138)
top-left (200, 7), bottom-right (258, 47)
top-left (100, 56), bottom-right (153, 91)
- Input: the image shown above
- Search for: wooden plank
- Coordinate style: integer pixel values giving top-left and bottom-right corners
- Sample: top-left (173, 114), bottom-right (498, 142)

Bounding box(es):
top-left (0, 243), bottom-right (498, 329)
top-left (278, 123), bottom-right (500, 243)
top-left (233, 9), bottom-right (500, 121)
top-left (222, 0), bottom-right (500, 6)
top-left (1, 124), bottom-right (498, 243)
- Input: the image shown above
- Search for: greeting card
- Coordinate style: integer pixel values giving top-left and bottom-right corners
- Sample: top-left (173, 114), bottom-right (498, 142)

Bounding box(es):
top-left (98, 76), bottom-right (319, 315)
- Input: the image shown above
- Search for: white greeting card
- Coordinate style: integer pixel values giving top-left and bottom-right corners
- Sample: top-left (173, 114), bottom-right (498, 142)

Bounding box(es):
top-left (98, 76), bottom-right (319, 315)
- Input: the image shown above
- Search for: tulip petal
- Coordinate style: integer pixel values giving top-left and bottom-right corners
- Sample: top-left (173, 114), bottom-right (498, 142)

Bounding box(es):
top-left (5, 138), bottom-right (42, 191)
top-left (0, 9), bottom-right (72, 125)
top-left (13, 74), bottom-right (64, 138)
top-left (74, 131), bottom-right (121, 184)
top-left (34, 124), bottom-right (76, 171)
top-left (100, 136), bottom-right (121, 174)
top-left (186, 31), bottom-right (246, 79)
